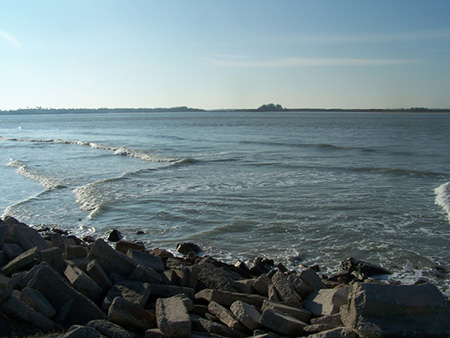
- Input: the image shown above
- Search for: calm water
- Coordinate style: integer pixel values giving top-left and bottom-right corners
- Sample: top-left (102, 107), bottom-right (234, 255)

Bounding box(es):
top-left (1, 111), bottom-right (449, 294)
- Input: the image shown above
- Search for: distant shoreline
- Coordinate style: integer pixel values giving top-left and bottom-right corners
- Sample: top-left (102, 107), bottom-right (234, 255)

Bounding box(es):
top-left (1, 107), bottom-right (450, 115)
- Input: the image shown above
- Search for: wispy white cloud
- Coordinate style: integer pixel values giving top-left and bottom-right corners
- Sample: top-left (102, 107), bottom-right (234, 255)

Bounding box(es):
top-left (0, 29), bottom-right (21, 48)
top-left (201, 56), bottom-right (415, 68)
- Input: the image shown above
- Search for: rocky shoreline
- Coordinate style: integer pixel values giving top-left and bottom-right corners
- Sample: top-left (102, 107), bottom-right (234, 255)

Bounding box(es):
top-left (0, 216), bottom-right (449, 338)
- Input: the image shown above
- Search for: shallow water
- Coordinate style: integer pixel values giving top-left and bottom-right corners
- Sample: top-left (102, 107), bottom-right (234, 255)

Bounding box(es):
top-left (1, 111), bottom-right (449, 294)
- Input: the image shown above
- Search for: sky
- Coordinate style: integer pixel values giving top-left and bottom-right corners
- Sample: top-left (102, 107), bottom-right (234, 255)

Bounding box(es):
top-left (1, 1), bottom-right (450, 110)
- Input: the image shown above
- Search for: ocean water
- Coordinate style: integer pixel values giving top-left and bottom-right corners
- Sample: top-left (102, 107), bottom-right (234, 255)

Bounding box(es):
top-left (1, 111), bottom-right (449, 294)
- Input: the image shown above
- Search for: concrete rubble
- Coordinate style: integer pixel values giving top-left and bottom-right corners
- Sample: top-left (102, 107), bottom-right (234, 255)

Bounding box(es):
top-left (0, 216), bottom-right (448, 337)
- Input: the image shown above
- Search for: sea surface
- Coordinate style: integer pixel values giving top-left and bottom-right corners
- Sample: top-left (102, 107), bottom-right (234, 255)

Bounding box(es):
top-left (1, 111), bottom-right (449, 294)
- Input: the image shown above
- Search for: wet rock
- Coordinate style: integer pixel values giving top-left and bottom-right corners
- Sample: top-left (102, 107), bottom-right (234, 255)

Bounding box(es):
top-left (176, 242), bottom-right (202, 255)
top-left (116, 240), bottom-right (145, 254)
top-left (107, 229), bottom-right (123, 242)
top-left (341, 257), bottom-right (391, 276)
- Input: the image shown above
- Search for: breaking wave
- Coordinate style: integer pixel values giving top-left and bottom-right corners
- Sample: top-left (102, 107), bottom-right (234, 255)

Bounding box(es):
top-left (6, 159), bottom-right (66, 190)
top-left (435, 182), bottom-right (450, 221)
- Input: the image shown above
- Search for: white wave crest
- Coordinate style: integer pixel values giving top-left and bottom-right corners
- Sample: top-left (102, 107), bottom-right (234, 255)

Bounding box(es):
top-left (435, 182), bottom-right (450, 221)
top-left (6, 159), bottom-right (66, 190)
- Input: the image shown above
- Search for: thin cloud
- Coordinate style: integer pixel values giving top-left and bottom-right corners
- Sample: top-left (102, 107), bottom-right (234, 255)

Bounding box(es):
top-left (201, 56), bottom-right (415, 68)
top-left (0, 29), bottom-right (21, 48)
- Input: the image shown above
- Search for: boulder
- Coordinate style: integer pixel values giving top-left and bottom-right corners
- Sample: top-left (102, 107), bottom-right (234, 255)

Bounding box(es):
top-left (64, 265), bottom-right (103, 303)
top-left (232, 279), bottom-right (255, 294)
top-left (207, 301), bottom-right (248, 332)
top-left (61, 325), bottom-right (101, 338)
top-left (1, 246), bottom-right (38, 276)
top-left (303, 286), bottom-right (348, 317)
top-left (261, 300), bottom-right (312, 323)
top-left (107, 229), bottom-right (123, 242)
top-left (103, 280), bottom-right (151, 311)
top-left (287, 273), bottom-right (312, 300)
top-left (230, 300), bottom-right (262, 331)
top-left (39, 247), bottom-right (65, 273)
top-left (65, 245), bottom-right (88, 260)
top-left (195, 289), bottom-right (266, 308)
top-left (108, 297), bottom-right (156, 331)
top-left (87, 238), bottom-right (137, 277)
top-left (8, 221), bottom-right (49, 251)
top-left (341, 282), bottom-right (450, 337)
top-left (306, 327), bottom-right (358, 338)
top-left (127, 249), bottom-right (165, 273)
top-left (195, 317), bottom-right (246, 338)
top-left (310, 313), bottom-right (343, 327)
top-left (341, 257), bottom-right (391, 276)
top-left (156, 295), bottom-right (191, 337)
top-left (86, 259), bottom-right (113, 291)
top-left (271, 271), bottom-right (301, 306)
top-left (87, 319), bottom-right (136, 338)
top-left (2, 243), bottom-right (24, 260)
top-left (116, 240), bottom-right (145, 254)
top-left (19, 286), bottom-right (56, 318)
top-left (176, 242), bottom-right (202, 255)
top-left (27, 263), bottom-right (105, 325)
top-left (150, 283), bottom-right (196, 300)
top-left (129, 264), bottom-right (162, 284)
top-left (297, 268), bottom-right (326, 292)
top-left (252, 273), bottom-right (271, 296)
top-left (260, 308), bottom-right (308, 336)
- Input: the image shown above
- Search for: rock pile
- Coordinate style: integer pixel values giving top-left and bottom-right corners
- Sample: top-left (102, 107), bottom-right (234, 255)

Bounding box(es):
top-left (0, 216), bottom-right (449, 337)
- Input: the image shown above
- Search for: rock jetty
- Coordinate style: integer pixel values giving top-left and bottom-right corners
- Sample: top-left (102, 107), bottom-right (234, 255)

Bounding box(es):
top-left (0, 216), bottom-right (449, 337)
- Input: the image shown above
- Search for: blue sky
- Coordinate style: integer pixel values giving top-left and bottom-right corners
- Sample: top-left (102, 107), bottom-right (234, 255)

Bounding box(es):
top-left (1, 1), bottom-right (449, 110)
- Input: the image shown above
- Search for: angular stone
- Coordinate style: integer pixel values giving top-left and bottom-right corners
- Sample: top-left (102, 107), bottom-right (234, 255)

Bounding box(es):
top-left (252, 273), bottom-right (271, 297)
top-left (287, 273), bottom-right (312, 300)
top-left (272, 271), bottom-right (301, 306)
top-left (116, 240), bottom-right (145, 254)
top-left (341, 257), bottom-right (391, 276)
top-left (127, 249), bottom-right (165, 273)
top-left (230, 300), bottom-right (262, 331)
top-left (150, 283), bottom-right (196, 300)
top-left (195, 262), bottom-right (243, 292)
top-left (267, 283), bottom-right (280, 302)
top-left (27, 263), bottom-right (105, 325)
top-left (39, 247), bottom-right (65, 273)
top-left (0, 293), bottom-right (61, 332)
top-left (260, 309), bottom-right (307, 336)
top-left (145, 328), bottom-right (165, 337)
top-left (261, 300), bottom-right (312, 323)
top-left (0, 274), bottom-right (10, 289)
top-left (129, 264), bottom-right (162, 284)
top-left (103, 280), bottom-right (151, 311)
top-left (108, 297), bottom-right (156, 331)
top-left (9, 221), bottom-right (49, 251)
top-left (306, 327), bottom-right (358, 338)
top-left (20, 287), bottom-right (56, 318)
top-left (62, 325), bottom-right (101, 338)
top-left (1, 246), bottom-right (38, 276)
top-left (66, 257), bottom-right (90, 272)
top-left (298, 268), bottom-right (326, 292)
top-left (303, 324), bottom-right (335, 334)
top-left (66, 245), bottom-right (89, 260)
top-left (176, 242), bottom-right (202, 254)
top-left (87, 319), bottom-right (136, 338)
top-left (0, 224), bottom-right (9, 247)
top-left (310, 313), bottom-right (343, 327)
top-left (304, 286), bottom-right (348, 317)
top-left (196, 289), bottom-right (266, 308)
top-left (208, 301), bottom-right (248, 333)
top-left (2, 243), bottom-right (24, 260)
top-left (156, 295), bottom-right (191, 337)
top-left (196, 318), bottom-right (246, 338)
top-left (86, 259), bottom-right (113, 291)
top-left (87, 238), bottom-right (137, 277)
top-left (232, 279), bottom-right (254, 294)
top-left (64, 265), bottom-right (103, 303)
top-left (0, 286), bottom-right (12, 305)
top-left (108, 229), bottom-right (123, 242)
top-left (341, 282), bottom-right (450, 337)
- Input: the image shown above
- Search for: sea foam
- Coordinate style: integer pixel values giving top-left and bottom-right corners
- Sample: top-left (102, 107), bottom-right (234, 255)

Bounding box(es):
top-left (435, 182), bottom-right (450, 221)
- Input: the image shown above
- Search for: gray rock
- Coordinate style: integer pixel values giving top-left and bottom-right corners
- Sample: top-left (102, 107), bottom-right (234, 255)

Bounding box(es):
top-left (9, 221), bottom-right (49, 251)
top-left (115, 240), bottom-right (145, 254)
top-left (271, 271), bottom-right (301, 306)
top-left (252, 273), bottom-right (272, 297)
top-left (195, 289), bottom-right (266, 308)
top-left (303, 286), bottom-right (348, 317)
top-left (156, 295), bottom-right (191, 337)
top-left (66, 245), bottom-right (89, 260)
top-left (0, 293), bottom-right (61, 332)
top-left (341, 257), bottom-right (391, 276)
top-left (196, 318), bottom-right (246, 338)
top-left (127, 249), bottom-right (165, 273)
top-left (306, 327), bottom-right (358, 338)
top-left (27, 263), bottom-right (105, 326)
top-left (297, 268), bottom-right (326, 292)
top-left (260, 308), bottom-right (308, 336)
top-left (2, 243), bottom-right (24, 260)
top-left (86, 259), bottom-right (113, 291)
top-left (108, 296), bottom-right (156, 331)
top-left (64, 265), bottom-right (103, 303)
top-left (103, 280), bottom-right (151, 311)
top-left (341, 282), bottom-right (450, 337)
top-left (129, 264), bottom-right (162, 284)
top-left (62, 325), bottom-right (101, 338)
top-left (20, 286), bottom-right (56, 318)
top-left (261, 299), bottom-right (312, 323)
top-left (1, 246), bottom-right (38, 276)
top-left (176, 242), bottom-right (202, 254)
top-left (207, 301), bottom-right (248, 332)
top-left (87, 238), bottom-right (137, 277)
top-left (230, 300), bottom-right (262, 331)
top-left (287, 273), bottom-right (312, 300)
top-left (267, 283), bottom-right (280, 302)
top-left (310, 313), bottom-right (343, 327)
top-left (150, 283), bottom-right (196, 300)
top-left (39, 247), bottom-right (65, 273)
top-left (87, 319), bottom-right (136, 338)
top-left (232, 279), bottom-right (254, 294)
top-left (107, 229), bottom-right (123, 242)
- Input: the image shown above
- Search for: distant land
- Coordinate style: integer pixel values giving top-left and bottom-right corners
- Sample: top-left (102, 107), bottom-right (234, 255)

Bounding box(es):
top-left (1, 104), bottom-right (449, 115)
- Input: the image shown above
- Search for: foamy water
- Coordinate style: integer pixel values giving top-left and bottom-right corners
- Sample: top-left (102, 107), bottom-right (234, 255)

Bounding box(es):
top-left (1, 111), bottom-right (449, 294)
